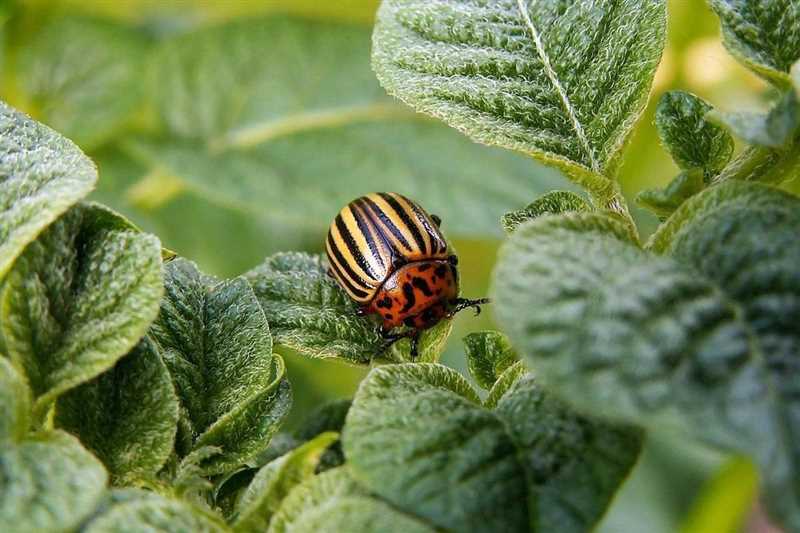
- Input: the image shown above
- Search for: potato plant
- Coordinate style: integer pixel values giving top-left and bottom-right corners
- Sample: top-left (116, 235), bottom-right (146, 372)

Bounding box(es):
top-left (1, 0), bottom-right (799, 532)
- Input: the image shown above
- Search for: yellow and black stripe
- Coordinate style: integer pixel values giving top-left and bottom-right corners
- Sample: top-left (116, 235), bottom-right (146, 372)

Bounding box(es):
top-left (326, 192), bottom-right (448, 303)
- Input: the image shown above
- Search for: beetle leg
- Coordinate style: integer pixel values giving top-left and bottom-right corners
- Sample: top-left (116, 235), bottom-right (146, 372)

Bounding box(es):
top-left (379, 329), bottom-right (419, 360)
top-left (355, 306), bottom-right (367, 317)
top-left (431, 214), bottom-right (442, 227)
top-left (326, 267), bottom-right (335, 278)
top-left (409, 332), bottom-right (420, 360)
top-left (450, 297), bottom-right (491, 317)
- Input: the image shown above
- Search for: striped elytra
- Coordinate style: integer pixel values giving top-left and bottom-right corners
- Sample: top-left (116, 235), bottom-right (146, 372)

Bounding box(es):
top-left (326, 192), bottom-right (448, 304)
top-left (326, 192), bottom-right (489, 358)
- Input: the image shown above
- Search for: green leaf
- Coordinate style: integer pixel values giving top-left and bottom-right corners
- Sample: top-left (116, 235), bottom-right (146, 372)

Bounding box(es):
top-left (709, 0), bottom-right (800, 87)
top-left (245, 252), bottom-right (449, 364)
top-left (83, 493), bottom-right (228, 533)
top-left (343, 363), bottom-right (524, 532)
top-left (124, 15), bottom-right (567, 239)
top-left (710, 91), bottom-right (800, 148)
top-left (636, 169), bottom-right (706, 220)
top-left (233, 432), bottom-right (339, 533)
top-left (293, 399), bottom-right (352, 472)
top-left (463, 330), bottom-right (518, 389)
top-left (54, 337), bottom-right (179, 485)
top-left (269, 466), bottom-right (433, 533)
top-left (371, 0), bottom-right (667, 188)
top-left (0, 356), bottom-right (31, 443)
top-left (0, 203), bottom-right (163, 422)
top-left (664, 182), bottom-right (800, 529)
top-left (501, 190), bottom-right (591, 233)
top-left (491, 366), bottom-right (643, 533)
top-left (0, 431), bottom-right (108, 533)
top-left (16, 16), bottom-right (147, 150)
top-left (344, 363), bottom-right (639, 532)
top-left (149, 258), bottom-right (291, 476)
top-left (655, 91), bottom-right (734, 174)
top-left (0, 101), bottom-right (97, 279)
top-left (492, 194), bottom-right (800, 529)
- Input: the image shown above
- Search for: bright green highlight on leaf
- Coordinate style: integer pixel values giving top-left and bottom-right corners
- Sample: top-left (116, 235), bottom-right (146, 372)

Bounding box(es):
top-left (0, 431), bottom-right (108, 533)
top-left (372, 0), bottom-right (666, 190)
top-left (55, 337), bottom-right (179, 485)
top-left (150, 258), bottom-right (291, 476)
top-left (0, 356), bottom-right (31, 443)
top-left (463, 330), bottom-right (518, 389)
top-left (0, 101), bottom-right (97, 280)
top-left (502, 190), bottom-right (591, 233)
top-left (0, 203), bottom-right (163, 423)
top-left (655, 91), bottom-right (734, 175)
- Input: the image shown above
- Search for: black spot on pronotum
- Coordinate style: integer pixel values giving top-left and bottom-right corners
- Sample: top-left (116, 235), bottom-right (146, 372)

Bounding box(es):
top-left (384, 313), bottom-right (393, 320)
top-left (376, 296), bottom-right (393, 309)
top-left (417, 263), bottom-right (432, 272)
top-left (412, 277), bottom-right (433, 297)
top-left (434, 264), bottom-right (448, 278)
top-left (401, 282), bottom-right (416, 312)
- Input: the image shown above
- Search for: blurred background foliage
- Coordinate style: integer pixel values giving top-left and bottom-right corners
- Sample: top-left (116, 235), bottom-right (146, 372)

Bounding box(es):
top-left (0, 0), bottom-right (791, 531)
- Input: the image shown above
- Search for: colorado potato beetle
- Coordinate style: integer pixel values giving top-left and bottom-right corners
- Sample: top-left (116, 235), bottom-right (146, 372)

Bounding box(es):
top-left (326, 192), bottom-right (489, 358)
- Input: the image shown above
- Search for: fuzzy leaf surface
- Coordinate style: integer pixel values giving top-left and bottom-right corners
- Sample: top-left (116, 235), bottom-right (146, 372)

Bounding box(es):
top-left (493, 198), bottom-right (800, 529)
top-left (0, 203), bottom-right (163, 421)
top-left (636, 169), bottom-right (706, 220)
top-left (55, 337), bottom-right (179, 485)
top-left (0, 101), bottom-right (96, 279)
top-left (233, 432), bottom-right (339, 533)
top-left (125, 15), bottom-right (566, 238)
top-left (0, 431), bottom-right (107, 533)
top-left (0, 356), bottom-right (31, 443)
top-left (149, 258), bottom-right (290, 475)
top-left (372, 0), bottom-right (667, 185)
top-left (662, 182), bottom-right (800, 528)
top-left (491, 365), bottom-right (642, 532)
top-left (344, 363), bottom-right (639, 532)
top-left (709, 0), bottom-right (800, 86)
top-left (84, 494), bottom-right (228, 533)
top-left (501, 190), bottom-right (590, 233)
top-left (655, 91), bottom-right (734, 174)
top-left (268, 467), bottom-right (433, 533)
top-left (463, 330), bottom-right (518, 389)
top-left (245, 253), bottom-right (449, 364)
top-left (17, 16), bottom-right (147, 150)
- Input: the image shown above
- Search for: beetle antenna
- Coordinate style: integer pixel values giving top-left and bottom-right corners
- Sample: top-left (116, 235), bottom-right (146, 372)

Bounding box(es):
top-left (450, 297), bottom-right (491, 317)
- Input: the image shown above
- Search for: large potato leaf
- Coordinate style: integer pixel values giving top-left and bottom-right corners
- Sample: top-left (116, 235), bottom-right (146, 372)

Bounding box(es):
top-left (0, 431), bottom-right (107, 533)
top-left (492, 189), bottom-right (800, 529)
top-left (0, 101), bottom-right (96, 279)
top-left (16, 16), bottom-right (147, 150)
top-left (372, 0), bottom-right (666, 189)
top-left (343, 363), bottom-right (640, 533)
top-left (0, 203), bottom-right (163, 422)
top-left (124, 16), bottom-right (566, 239)
top-left (709, 0), bottom-right (800, 87)
top-left (149, 258), bottom-right (291, 476)
top-left (55, 337), bottom-right (179, 485)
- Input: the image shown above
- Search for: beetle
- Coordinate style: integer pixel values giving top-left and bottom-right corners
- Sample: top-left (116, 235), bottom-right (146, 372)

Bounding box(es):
top-left (326, 192), bottom-right (489, 358)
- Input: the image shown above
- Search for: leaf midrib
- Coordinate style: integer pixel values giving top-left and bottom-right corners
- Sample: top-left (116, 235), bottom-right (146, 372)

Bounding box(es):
top-left (515, 0), bottom-right (600, 173)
